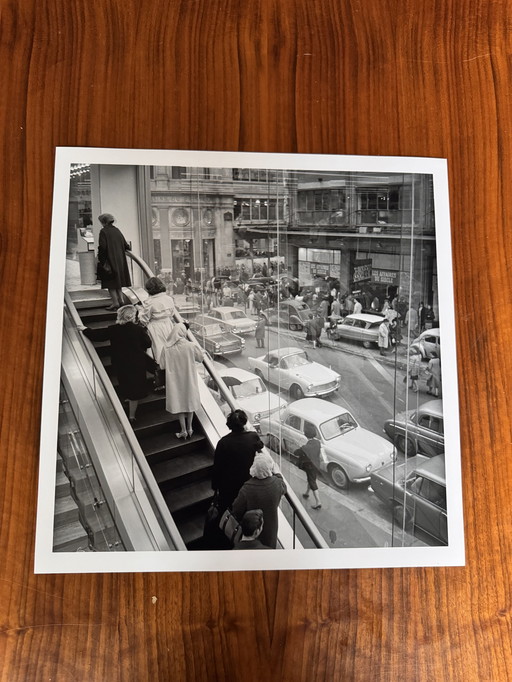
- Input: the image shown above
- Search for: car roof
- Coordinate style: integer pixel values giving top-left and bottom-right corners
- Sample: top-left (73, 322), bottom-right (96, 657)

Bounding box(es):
top-left (414, 454), bottom-right (445, 485)
top-left (345, 313), bottom-right (385, 323)
top-left (217, 367), bottom-right (259, 382)
top-left (286, 398), bottom-right (352, 421)
top-left (211, 306), bottom-right (245, 313)
top-left (418, 399), bottom-right (443, 418)
top-left (193, 315), bottom-right (224, 325)
top-left (419, 328), bottom-right (440, 338)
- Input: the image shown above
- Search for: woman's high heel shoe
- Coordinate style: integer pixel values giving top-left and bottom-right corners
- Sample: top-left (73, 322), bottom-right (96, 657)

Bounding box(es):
top-left (176, 431), bottom-right (187, 439)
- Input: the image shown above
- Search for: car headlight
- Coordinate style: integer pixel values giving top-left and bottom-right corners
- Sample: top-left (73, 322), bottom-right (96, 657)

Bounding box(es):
top-left (307, 383), bottom-right (314, 391)
top-left (214, 343), bottom-right (220, 351)
top-left (254, 413), bottom-right (261, 422)
top-left (241, 338), bottom-right (245, 347)
top-left (366, 464), bottom-right (372, 472)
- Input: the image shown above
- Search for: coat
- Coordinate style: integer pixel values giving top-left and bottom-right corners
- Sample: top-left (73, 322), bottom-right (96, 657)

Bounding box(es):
top-left (211, 430), bottom-right (264, 511)
top-left (83, 322), bottom-right (151, 400)
top-left (160, 338), bottom-right (203, 413)
top-left (97, 224), bottom-right (132, 289)
top-left (232, 474), bottom-right (287, 549)
top-left (138, 292), bottom-right (175, 368)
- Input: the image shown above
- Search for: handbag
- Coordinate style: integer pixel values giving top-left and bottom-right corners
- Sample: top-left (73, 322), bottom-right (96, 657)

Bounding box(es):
top-left (203, 492), bottom-right (220, 535)
top-left (97, 259), bottom-right (113, 278)
top-left (218, 508), bottom-right (242, 544)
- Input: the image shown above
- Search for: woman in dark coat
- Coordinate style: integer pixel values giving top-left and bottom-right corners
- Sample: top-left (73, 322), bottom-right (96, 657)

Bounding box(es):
top-left (232, 451), bottom-right (287, 549)
top-left (211, 409), bottom-right (264, 513)
top-left (97, 213), bottom-right (132, 310)
top-left (83, 305), bottom-right (151, 423)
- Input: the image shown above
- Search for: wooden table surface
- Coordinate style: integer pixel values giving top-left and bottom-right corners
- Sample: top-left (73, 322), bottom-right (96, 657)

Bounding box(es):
top-left (1, 1), bottom-right (511, 680)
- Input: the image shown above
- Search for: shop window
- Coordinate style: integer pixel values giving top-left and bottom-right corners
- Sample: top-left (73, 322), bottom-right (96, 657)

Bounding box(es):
top-left (171, 166), bottom-right (187, 179)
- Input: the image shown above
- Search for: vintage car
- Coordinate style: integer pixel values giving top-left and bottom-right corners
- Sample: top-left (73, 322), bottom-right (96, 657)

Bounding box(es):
top-left (369, 454), bottom-right (447, 544)
top-left (326, 312), bottom-right (385, 348)
top-left (189, 315), bottom-right (244, 358)
top-left (204, 366), bottom-right (287, 430)
top-left (260, 398), bottom-right (396, 489)
top-left (260, 299), bottom-right (311, 331)
top-left (412, 328), bottom-right (441, 359)
top-left (208, 306), bottom-right (257, 335)
top-left (247, 346), bottom-right (341, 400)
top-left (383, 399), bottom-right (444, 456)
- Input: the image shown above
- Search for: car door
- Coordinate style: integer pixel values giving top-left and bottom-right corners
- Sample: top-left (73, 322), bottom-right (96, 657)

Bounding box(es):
top-left (409, 475), bottom-right (447, 543)
top-left (278, 303), bottom-right (291, 327)
top-left (422, 333), bottom-right (439, 358)
top-left (282, 414), bottom-right (306, 455)
top-left (265, 353), bottom-right (281, 387)
top-left (415, 413), bottom-right (444, 456)
top-left (337, 318), bottom-right (356, 341)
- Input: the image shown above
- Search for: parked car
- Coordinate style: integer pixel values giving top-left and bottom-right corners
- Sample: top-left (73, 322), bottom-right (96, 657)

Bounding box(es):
top-left (326, 312), bottom-right (385, 348)
top-left (412, 328), bottom-right (441, 359)
top-left (205, 366), bottom-right (287, 431)
top-left (369, 454), bottom-right (447, 544)
top-left (248, 347), bottom-right (341, 400)
top-left (208, 306), bottom-right (257, 335)
top-left (260, 398), bottom-right (396, 489)
top-left (260, 299), bottom-right (312, 331)
top-left (189, 315), bottom-right (245, 358)
top-left (383, 399), bottom-right (444, 456)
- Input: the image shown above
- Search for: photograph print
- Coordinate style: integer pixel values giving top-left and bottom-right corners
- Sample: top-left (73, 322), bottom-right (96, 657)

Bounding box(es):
top-left (35, 148), bottom-right (464, 573)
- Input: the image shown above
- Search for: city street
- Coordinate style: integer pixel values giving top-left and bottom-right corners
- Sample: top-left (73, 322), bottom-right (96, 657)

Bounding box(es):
top-left (212, 320), bottom-right (433, 548)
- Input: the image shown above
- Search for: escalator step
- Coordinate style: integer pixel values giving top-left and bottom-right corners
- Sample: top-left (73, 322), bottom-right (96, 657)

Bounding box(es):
top-left (164, 479), bottom-right (213, 515)
top-left (141, 431), bottom-right (208, 463)
top-left (150, 451), bottom-right (213, 489)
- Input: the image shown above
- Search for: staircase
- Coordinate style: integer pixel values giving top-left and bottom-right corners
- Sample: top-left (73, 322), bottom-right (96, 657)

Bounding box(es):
top-left (70, 290), bottom-right (216, 549)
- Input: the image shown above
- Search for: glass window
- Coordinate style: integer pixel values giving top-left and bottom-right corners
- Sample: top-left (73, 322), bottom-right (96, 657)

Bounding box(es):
top-left (171, 166), bottom-right (187, 179)
top-left (286, 415), bottom-right (302, 431)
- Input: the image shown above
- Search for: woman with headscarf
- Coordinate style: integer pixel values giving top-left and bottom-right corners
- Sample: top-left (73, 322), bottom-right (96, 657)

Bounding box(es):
top-left (138, 276), bottom-right (175, 390)
top-left (96, 213), bottom-right (132, 310)
top-left (232, 451), bottom-right (287, 549)
top-left (160, 323), bottom-right (204, 438)
top-left (211, 409), bottom-right (264, 513)
top-left (82, 305), bottom-right (151, 423)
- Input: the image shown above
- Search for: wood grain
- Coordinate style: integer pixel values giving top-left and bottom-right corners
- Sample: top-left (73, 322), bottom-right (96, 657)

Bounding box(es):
top-left (1, 0), bottom-right (512, 679)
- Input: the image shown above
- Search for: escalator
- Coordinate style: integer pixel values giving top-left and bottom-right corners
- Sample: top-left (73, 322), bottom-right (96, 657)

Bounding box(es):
top-left (70, 291), bottom-right (215, 549)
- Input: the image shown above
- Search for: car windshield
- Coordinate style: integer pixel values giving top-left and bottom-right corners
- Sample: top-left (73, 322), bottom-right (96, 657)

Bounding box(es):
top-left (282, 353), bottom-right (310, 369)
top-left (320, 412), bottom-right (358, 439)
top-left (204, 324), bottom-right (224, 336)
top-left (227, 310), bottom-right (246, 320)
top-left (231, 378), bottom-right (266, 398)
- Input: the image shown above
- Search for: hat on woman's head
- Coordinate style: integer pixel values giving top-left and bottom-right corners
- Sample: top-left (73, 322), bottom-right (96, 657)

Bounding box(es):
top-left (98, 213), bottom-right (115, 225)
top-left (117, 305), bottom-right (137, 324)
top-left (250, 451), bottom-right (276, 479)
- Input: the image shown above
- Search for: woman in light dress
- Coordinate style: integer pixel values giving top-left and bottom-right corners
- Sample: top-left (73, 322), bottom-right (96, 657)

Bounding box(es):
top-left (160, 323), bottom-right (204, 438)
top-left (138, 277), bottom-right (175, 388)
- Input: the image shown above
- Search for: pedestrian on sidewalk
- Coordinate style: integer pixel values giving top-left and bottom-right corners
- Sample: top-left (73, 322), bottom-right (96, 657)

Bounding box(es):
top-left (426, 351), bottom-right (441, 396)
top-left (378, 318), bottom-right (390, 355)
top-left (255, 313), bottom-right (266, 348)
top-left (305, 313), bottom-right (316, 347)
top-left (407, 345), bottom-right (423, 392)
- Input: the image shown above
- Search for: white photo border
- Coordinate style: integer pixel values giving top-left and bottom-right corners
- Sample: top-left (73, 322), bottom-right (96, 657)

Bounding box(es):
top-left (35, 148), bottom-right (464, 573)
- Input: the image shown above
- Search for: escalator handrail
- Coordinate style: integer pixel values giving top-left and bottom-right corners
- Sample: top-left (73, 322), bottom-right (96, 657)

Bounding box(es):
top-left (127, 253), bottom-right (328, 549)
top-left (63, 289), bottom-right (187, 551)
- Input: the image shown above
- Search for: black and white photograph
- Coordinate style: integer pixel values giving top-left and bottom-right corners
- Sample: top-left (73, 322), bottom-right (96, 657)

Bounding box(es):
top-left (35, 148), bottom-right (464, 573)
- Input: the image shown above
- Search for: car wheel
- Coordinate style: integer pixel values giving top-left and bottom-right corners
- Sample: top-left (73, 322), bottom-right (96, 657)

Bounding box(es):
top-left (393, 502), bottom-right (413, 527)
top-left (395, 435), bottom-right (416, 455)
top-left (289, 323), bottom-right (297, 331)
top-left (363, 340), bottom-right (371, 349)
top-left (267, 434), bottom-right (280, 453)
top-left (328, 463), bottom-right (349, 490)
top-left (290, 384), bottom-right (305, 400)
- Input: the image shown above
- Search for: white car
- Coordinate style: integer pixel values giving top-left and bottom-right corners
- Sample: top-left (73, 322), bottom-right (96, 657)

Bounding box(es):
top-left (412, 328), bottom-right (441, 359)
top-left (247, 346), bottom-right (341, 400)
top-left (260, 398), bottom-right (396, 489)
top-left (205, 367), bottom-right (287, 430)
top-left (208, 306), bottom-right (257, 335)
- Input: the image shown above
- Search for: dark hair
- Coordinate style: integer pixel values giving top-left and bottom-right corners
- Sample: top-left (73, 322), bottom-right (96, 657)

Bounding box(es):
top-left (226, 409), bottom-right (248, 431)
top-left (240, 509), bottom-right (264, 537)
top-left (145, 276), bottom-right (166, 296)
top-left (304, 423), bottom-right (317, 439)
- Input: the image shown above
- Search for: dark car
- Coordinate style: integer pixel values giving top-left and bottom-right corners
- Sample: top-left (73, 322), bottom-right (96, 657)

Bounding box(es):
top-left (260, 299), bottom-right (311, 331)
top-left (383, 399), bottom-right (444, 456)
top-left (189, 315), bottom-right (245, 358)
top-left (369, 454), bottom-right (447, 544)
